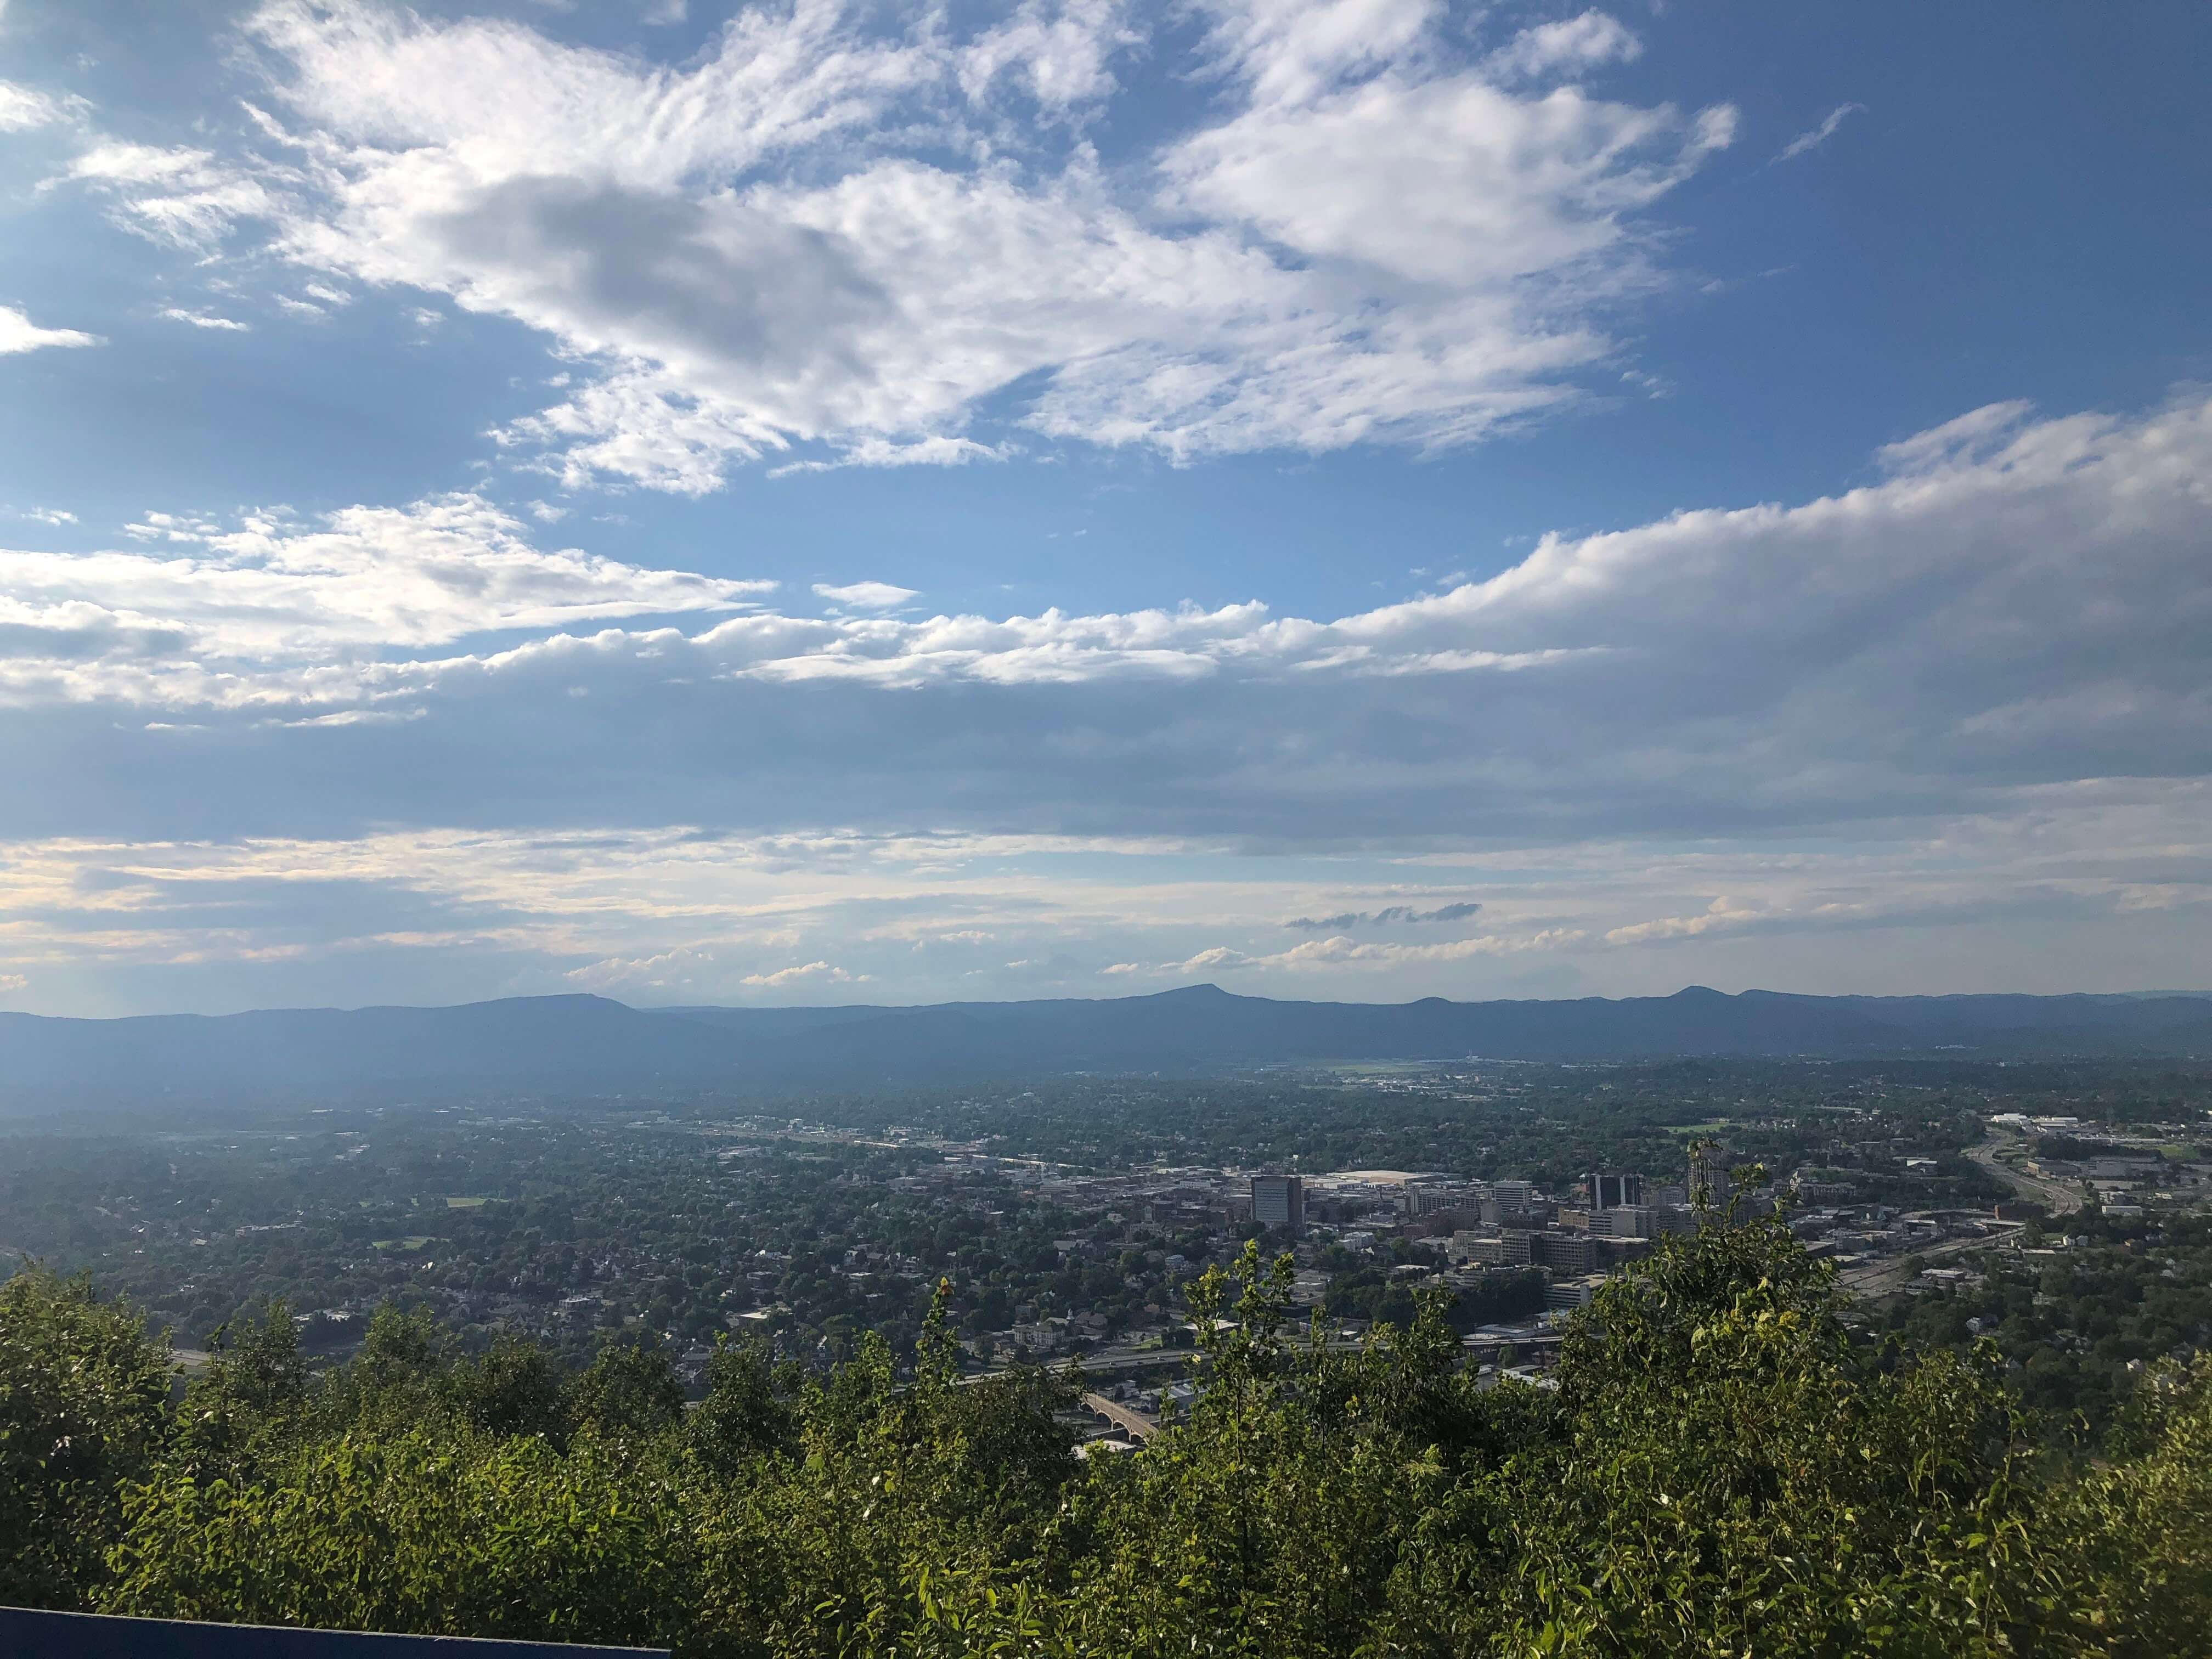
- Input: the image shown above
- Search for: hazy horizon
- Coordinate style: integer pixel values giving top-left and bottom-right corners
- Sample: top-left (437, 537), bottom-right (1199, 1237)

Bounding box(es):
top-left (5, 980), bottom-right (2210, 1026)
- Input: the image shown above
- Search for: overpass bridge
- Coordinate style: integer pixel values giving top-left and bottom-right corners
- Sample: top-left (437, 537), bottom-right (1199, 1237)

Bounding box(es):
top-left (1079, 1390), bottom-right (1159, 1441)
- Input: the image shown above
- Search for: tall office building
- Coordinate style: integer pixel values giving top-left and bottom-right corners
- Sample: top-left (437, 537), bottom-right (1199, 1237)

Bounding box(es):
top-left (1686, 1147), bottom-right (1732, 1213)
top-left (1251, 1174), bottom-right (1305, 1231)
top-left (1586, 1172), bottom-right (1645, 1211)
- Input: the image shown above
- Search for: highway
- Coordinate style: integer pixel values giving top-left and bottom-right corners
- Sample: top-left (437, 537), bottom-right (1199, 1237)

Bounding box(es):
top-left (1967, 1131), bottom-right (2084, 1212)
top-left (1833, 1226), bottom-right (2021, 1299)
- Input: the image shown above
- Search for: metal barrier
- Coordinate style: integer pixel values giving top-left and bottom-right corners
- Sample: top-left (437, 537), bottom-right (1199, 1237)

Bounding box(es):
top-left (0, 1607), bottom-right (666, 1657)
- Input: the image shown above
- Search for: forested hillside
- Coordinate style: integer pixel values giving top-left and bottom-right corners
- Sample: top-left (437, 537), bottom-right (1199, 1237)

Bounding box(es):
top-left (3, 1215), bottom-right (2208, 1655)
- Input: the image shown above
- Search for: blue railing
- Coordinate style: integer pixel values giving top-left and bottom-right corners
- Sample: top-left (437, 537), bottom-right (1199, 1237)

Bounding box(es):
top-left (0, 1607), bottom-right (666, 1657)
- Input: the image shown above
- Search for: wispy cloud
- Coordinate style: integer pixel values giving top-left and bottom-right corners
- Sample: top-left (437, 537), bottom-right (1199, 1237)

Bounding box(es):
top-left (740, 960), bottom-right (855, 988)
top-left (0, 494), bottom-right (775, 662)
top-left (61, 142), bottom-right (278, 253)
top-left (1285, 902), bottom-right (1482, 930)
top-left (1775, 101), bottom-right (1865, 163)
top-left (0, 78), bottom-right (87, 132)
top-left (157, 307), bottom-right (250, 331)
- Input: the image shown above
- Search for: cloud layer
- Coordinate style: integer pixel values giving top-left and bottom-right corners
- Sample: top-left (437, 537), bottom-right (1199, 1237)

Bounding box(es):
top-left (7, 390), bottom-right (2203, 834)
top-left (41, 0), bottom-right (1730, 489)
top-left (0, 390), bottom-right (2205, 1006)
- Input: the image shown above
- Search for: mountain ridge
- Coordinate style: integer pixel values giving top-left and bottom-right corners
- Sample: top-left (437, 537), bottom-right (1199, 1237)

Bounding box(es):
top-left (1, 984), bottom-right (2208, 1111)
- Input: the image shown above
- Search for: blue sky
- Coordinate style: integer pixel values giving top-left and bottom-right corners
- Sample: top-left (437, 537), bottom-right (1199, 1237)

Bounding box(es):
top-left (0, 0), bottom-right (2207, 1014)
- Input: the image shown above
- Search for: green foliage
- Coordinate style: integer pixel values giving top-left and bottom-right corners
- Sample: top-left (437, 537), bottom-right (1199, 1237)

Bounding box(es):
top-left (1430, 1214), bottom-right (2041, 1654)
top-left (687, 1336), bottom-right (799, 1474)
top-left (446, 1333), bottom-right (569, 1442)
top-left (173, 1300), bottom-right (310, 1481)
top-left (568, 1333), bottom-right (685, 1441)
top-left (1880, 1215), bottom-right (2212, 1440)
top-left (6, 1220), bottom-right (2212, 1652)
top-left (0, 1267), bottom-right (172, 1608)
top-left (2048, 1357), bottom-right (2212, 1656)
top-left (104, 1429), bottom-right (689, 1647)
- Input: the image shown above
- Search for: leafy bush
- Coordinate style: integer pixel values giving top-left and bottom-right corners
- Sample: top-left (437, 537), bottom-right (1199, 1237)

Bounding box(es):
top-left (4, 1224), bottom-right (2209, 1653)
top-left (0, 1269), bottom-right (172, 1607)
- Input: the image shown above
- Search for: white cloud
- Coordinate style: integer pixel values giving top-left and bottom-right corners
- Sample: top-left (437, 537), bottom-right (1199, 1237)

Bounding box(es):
top-left (158, 307), bottom-right (251, 331)
top-left (1774, 101), bottom-right (1865, 163)
top-left (0, 778), bottom-right (2206, 1012)
top-left (769, 436), bottom-right (1010, 478)
top-left (62, 142), bottom-right (279, 253)
top-left (2, 391), bottom-right (2210, 1006)
top-left (1484, 10), bottom-right (1643, 81)
top-left (1117, 927), bottom-right (1589, 978)
top-left (811, 580), bottom-right (918, 610)
top-left (1604, 895), bottom-right (1765, 945)
top-left (2, 393), bottom-right (2206, 794)
top-left (0, 304), bottom-right (101, 354)
top-left (960, 0), bottom-right (1138, 108)
top-left (1191, 0), bottom-right (1436, 108)
top-left (0, 79), bottom-right (86, 132)
top-left (50, 0), bottom-right (1733, 490)
top-left (0, 494), bottom-right (772, 665)
top-left (740, 959), bottom-right (853, 988)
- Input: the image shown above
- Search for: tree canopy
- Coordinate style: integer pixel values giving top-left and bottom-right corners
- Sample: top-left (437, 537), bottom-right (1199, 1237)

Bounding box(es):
top-left (1, 1215), bottom-right (2207, 1655)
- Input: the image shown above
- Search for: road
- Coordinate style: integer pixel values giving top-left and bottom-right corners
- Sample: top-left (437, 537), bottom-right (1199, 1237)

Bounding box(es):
top-left (1834, 1228), bottom-right (2017, 1299)
top-left (1968, 1131), bottom-right (2084, 1212)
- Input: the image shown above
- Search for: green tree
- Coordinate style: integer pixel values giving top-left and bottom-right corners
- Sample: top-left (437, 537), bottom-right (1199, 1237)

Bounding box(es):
top-left (446, 1333), bottom-right (569, 1442)
top-left (0, 1268), bottom-right (172, 1607)
top-left (104, 1429), bottom-right (687, 1647)
top-left (173, 1300), bottom-right (309, 1480)
top-left (568, 1335), bottom-right (684, 1442)
top-left (2045, 1356), bottom-right (2212, 1656)
top-left (1384, 1212), bottom-right (2055, 1655)
top-left (687, 1335), bottom-right (798, 1474)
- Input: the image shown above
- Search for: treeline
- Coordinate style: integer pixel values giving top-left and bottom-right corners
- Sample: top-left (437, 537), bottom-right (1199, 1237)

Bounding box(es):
top-left (3, 1220), bottom-right (2209, 1656)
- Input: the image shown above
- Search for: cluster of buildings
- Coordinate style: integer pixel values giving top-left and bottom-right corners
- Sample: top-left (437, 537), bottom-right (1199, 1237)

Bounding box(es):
top-left (1243, 1158), bottom-right (1768, 1313)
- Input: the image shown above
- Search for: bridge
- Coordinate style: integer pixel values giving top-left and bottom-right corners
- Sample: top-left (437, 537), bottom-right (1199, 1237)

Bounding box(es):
top-left (1080, 1391), bottom-right (1159, 1441)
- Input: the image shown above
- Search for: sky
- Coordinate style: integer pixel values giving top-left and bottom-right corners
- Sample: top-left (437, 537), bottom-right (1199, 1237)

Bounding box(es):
top-left (0, 0), bottom-right (2208, 1017)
